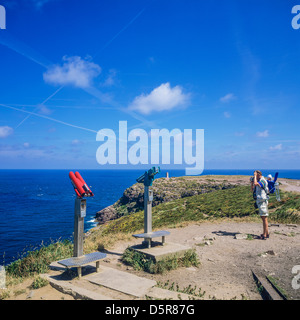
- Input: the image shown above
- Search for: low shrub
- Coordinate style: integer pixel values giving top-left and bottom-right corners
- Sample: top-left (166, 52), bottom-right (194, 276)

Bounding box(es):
top-left (6, 240), bottom-right (72, 278)
top-left (121, 247), bottom-right (199, 274)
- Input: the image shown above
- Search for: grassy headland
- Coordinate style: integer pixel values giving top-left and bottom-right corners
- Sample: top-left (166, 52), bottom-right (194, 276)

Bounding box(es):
top-left (3, 176), bottom-right (300, 284)
top-left (94, 175), bottom-right (247, 224)
top-left (86, 178), bottom-right (300, 253)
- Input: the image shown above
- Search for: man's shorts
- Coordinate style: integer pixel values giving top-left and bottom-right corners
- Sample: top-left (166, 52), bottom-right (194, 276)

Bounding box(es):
top-left (256, 200), bottom-right (269, 217)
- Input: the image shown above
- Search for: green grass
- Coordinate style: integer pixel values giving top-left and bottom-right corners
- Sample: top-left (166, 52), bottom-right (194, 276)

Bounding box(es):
top-left (266, 275), bottom-right (289, 300)
top-left (4, 184), bottom-right (300, 282)
top-left (31, 276), bottom-right (49, 289)
top-left (156, 280), bottom-right (206, 299)
top-left (269, 195), bottom-right (300, 224)
top-left (5, 239), bottom-right (73, 278)
top-left (101, 186), bottom-right (300, 235)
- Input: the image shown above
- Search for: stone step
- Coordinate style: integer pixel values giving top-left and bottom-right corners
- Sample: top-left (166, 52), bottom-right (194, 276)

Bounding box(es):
top-left (86, 265), bottom-right (157, 298)
top-left (46, 262), bottom-right (198, 300)
top-left (41, 274), bottom-right (113, 300)
top-left (251, 270), bottom-right (284, 300)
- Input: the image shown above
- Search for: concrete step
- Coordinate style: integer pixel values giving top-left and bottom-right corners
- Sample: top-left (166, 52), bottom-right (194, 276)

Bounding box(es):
top-left (45, 262), bottom-right (199, 300)
top-left (41, 273), bottom-right (113, 300)
top-left (251, 269), bottom-right (285, 300)
top-left (130, 242), bottom-right (192, 261)
top-left (45, 262), bottom-right (157, 300)
top-left (86, 265), bottom-right (157, 298)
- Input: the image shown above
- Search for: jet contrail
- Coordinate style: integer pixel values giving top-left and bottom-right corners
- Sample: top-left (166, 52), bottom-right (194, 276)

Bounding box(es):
top-left (0, 31), bottom-right (52, 68)
top-left (92, 7), bottom-right (146, 59)
top-left (0, 103), bottom-right (146, 144)
top-left (0, 6), bottom-right (154, 132)
top-left (15, 86), bottom-right (64, 129)
top-left (41, 86), bottom-right (64, 105)
top-left (0, 103), bottom-right (98, 134)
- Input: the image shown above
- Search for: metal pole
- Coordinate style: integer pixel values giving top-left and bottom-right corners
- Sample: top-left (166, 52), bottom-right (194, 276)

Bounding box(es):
top-left (275, 182), bottom-right (281, 201)
top-left (73, 198), bottom-right (86, 257)
top-left (144, 186), bottom-right (153, 234)
top-left (143, 186), bottom-right (154, 247)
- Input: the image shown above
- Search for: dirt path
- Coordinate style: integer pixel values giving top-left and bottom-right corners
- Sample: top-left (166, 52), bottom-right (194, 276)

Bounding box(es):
top-left (3, 176), bottom-right (300, 300)
top-left (279, 179), bottom-right (300, 193)
top-left (4, 220), bottom-right (299, 300)
top-left (106, 220), bottom-right (300, 300)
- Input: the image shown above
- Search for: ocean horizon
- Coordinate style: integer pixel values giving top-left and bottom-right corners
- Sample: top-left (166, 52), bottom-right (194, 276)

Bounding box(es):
top-left (1, 168), bottom-right (299, 265)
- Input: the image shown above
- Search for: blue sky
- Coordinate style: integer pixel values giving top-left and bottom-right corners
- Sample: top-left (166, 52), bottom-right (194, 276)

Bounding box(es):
top-left (0, 0), bottom-right (300, 170)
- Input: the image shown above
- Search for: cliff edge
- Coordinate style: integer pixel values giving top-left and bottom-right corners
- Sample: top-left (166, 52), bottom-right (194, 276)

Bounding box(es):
top-left (95, 175), bottom-right (251, 224)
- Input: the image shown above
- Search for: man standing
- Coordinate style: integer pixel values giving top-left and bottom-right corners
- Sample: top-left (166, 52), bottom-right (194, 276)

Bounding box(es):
top-left (251, 170), bottom-right (269, 240)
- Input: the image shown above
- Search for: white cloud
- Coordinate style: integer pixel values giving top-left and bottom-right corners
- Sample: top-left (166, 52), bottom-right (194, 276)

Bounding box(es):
top-left (43, 56), bottom-right (101, 88)
top-left (269, 144), bottom-right (282, 151)
top-left (71, 139), bottom-right (83, 146)
top-left (101, 69), bottom-right (117, 87)
top-left (0, 126), bottom-right (13, 138)
top-left (220, 93), bottom-right (236, 103)
top-left (223, 111), bottom-right (231, 118)
top-left (129, 82), bottom-right (190, 115)
top-left (256, 130), bottom-right (269, 138)
top-left (37, 104), bottom-right (52, 115)
top-left (0, 144), bottom-right (57, 160)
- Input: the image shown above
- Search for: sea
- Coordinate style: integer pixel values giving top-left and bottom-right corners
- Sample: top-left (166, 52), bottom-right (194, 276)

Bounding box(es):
top-left (0, 169), bottom-right (299, 265)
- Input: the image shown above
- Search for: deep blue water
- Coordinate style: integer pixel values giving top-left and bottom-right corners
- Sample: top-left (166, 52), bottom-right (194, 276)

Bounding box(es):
top-left (0, 169), bottom-right (299, 265)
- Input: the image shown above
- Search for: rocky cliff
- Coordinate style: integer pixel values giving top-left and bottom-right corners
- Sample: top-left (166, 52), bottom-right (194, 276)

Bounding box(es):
top-left (95, 175), bottom-right (250, 224)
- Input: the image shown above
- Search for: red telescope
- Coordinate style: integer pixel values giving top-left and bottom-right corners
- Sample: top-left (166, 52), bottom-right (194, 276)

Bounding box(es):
top-left (69, 171), bottom-right (94, 198)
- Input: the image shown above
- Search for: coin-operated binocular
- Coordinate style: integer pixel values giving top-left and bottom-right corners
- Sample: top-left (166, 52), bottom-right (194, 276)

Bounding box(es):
top-left (133, 167), bottom-right (170, 248)
top-left (136, 166), bottom-right (161, 187)
top-left (69, 171), bottom-right (94, 198)
top-left (58, 171), bottom-right (106, 279)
